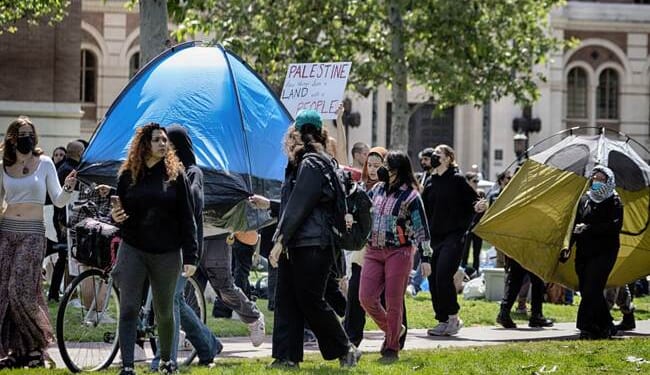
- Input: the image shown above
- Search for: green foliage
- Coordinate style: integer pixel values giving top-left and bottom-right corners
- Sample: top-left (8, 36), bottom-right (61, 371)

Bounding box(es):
top-left (168, 0), bottom-right (568, 108)
top-left (0, 0), bottom-right (70, 34)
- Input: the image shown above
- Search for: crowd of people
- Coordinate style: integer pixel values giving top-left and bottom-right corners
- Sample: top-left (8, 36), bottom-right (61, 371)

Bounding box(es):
top-left (0, 111), bottom-right (643, 373)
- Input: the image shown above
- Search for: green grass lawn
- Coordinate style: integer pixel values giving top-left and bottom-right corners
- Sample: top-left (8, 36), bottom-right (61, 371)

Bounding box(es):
top-left (7, 338), bottom-right (650, 374)
top-left (49, 293), bottom-right (650, 338)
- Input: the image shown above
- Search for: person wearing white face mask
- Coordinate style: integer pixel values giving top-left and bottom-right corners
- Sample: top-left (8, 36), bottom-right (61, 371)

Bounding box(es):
top-left (570, 165), bottom-right (624, 339)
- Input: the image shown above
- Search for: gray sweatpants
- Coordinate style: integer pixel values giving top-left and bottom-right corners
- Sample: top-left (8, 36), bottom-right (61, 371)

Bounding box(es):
top-left (605, 285), bottom-right (634, 314)
top-left (202, 237), bottom-right (260, 324)
top-left (111, 241), bottom-right (181, 367)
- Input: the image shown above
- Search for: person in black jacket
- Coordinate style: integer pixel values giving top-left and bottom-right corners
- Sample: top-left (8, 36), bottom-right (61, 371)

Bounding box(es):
top-left (571, 165), bottom-right (624, 339)
top-left (494, 170), bottom-right (554, 329)
top-left (150, 124), bottom-right (223, 370)
top-left (111, 123), bottom-right (198, 375)
top-left (421, 144), bottom-right (485, 336)
top-left (268, 109), bottom-right (360, 368)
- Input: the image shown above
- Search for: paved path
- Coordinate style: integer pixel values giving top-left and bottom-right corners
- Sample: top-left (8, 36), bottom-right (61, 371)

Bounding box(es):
top-left (48, 320), bottom-right (650, 368)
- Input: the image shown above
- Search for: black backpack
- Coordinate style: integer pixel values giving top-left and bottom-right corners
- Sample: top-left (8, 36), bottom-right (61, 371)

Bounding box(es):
top-left (304, 153), bottom-right (372, 251)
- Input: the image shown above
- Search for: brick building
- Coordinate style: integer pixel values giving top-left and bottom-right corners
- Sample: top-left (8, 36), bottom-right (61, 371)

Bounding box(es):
top-left (0, 0), bottom-right (649, 177)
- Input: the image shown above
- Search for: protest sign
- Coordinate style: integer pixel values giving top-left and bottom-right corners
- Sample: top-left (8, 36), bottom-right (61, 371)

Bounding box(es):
top-left (280, 62), bottom-right (352, 120)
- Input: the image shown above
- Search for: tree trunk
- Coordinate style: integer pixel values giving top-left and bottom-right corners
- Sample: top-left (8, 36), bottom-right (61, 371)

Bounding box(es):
top-left (139, 0), bottom-right (169, 66)
top-left (388, 0), bottom-right (408, 151)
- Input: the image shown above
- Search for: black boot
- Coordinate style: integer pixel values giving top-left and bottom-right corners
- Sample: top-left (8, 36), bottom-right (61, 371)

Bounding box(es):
top-left (496, 307), bottom-right (517, 329)
top-left (529, 314), bottom-right (554, 328)
top-left (615, 312), bottom-right (636, 331)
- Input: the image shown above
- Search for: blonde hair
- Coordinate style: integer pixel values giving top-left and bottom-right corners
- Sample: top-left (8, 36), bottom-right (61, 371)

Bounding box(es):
top-left (436, 144), bottom-right (458, 167)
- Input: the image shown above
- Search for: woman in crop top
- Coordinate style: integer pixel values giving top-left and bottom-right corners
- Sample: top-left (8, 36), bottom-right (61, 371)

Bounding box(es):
top-left (0, 116), bottom-right (76, 369)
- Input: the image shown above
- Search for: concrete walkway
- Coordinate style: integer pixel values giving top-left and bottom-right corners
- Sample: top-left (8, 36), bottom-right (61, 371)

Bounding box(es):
top-left (48, 320), bottom-right (650, 368)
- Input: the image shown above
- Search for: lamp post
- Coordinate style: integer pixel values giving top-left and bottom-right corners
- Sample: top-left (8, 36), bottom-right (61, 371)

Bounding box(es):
top-left (513, 132), bottom-right (528, 160)
top-left (512, 106), bottom-right (541, 162)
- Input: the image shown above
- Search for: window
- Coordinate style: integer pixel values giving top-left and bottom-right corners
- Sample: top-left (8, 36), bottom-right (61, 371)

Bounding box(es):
top-left (597, 68), bottom-right (618, 120)
top-left (567, 67), bottom-right (587, 119)
top-left (80, 49), bottom-right (96, 103)
top-left (129, 52), bottom-right (140, 79)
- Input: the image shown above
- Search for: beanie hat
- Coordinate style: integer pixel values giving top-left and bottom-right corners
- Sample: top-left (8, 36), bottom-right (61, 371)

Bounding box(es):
top-left (294, 109), bottom-right (323, 131)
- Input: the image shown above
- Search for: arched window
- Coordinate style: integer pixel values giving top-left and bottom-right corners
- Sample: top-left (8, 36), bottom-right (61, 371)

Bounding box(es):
top-left (80, 49), bottom-right (96, 103)
top-left (597, 68), bottom-right (619, 120)
top-left (129, 52), bottom-right (140, 79)
top-left (567, 67), bottom-right (587, 119)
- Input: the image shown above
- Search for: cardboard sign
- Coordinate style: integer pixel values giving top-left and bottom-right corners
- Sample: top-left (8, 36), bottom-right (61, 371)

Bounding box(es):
top-left (280, 62), bottom-right (352, 120)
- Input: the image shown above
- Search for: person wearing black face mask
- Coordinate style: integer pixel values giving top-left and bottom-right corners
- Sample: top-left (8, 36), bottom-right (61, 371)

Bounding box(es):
top-left (0, 116), bottom-right (76, 369)
top-left (420, 144), bottom-right (485, 337)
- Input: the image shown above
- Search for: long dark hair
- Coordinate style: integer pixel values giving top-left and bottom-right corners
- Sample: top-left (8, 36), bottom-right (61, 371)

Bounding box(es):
top-left (2, 115), bottom-right (44, 166)
top-left (385, 150), bottom-right (420, 193)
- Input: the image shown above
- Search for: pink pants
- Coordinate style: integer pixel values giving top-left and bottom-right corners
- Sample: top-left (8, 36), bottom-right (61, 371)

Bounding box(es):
top-left (359, 246), bottom-right (414, 352)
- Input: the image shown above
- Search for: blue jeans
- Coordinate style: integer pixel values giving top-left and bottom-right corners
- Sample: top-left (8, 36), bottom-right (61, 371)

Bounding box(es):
top-left (152, 275), bottom-right (222, 369)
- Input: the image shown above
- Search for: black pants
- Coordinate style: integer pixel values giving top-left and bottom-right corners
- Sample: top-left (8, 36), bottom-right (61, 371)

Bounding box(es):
top-left (501, 258), bottom-right (545, 316)
top-left (344, 264), bottom-right (365, 347)
top-left (272, 246), bottom-right (350, 363)
top-left (428, 231), bottom-right (464, 322)
top-left (576, 248), bottom-right (618, 335)
top-left (46, 239), bottom-right (67, 301)
top-left (461, 233), bottom-right (482, 272)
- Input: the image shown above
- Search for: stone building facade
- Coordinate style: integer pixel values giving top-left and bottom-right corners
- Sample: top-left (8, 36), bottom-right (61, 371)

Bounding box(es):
top-left (0, 0), bottom-right (649, 180)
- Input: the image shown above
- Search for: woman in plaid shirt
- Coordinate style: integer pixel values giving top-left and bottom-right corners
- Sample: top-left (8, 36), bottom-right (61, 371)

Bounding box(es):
top-left (358, 150), bottom-right (431, 363)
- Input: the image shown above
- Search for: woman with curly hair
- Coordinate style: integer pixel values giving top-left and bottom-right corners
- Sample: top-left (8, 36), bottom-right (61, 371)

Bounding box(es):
top-left (0, 116), bottom-right (76, 369)
top-left (111, 123), bottom-right (198, 375)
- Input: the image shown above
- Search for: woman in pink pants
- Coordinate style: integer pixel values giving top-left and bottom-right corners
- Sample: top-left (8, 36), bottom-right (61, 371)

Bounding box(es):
top-left (359, 150), bottom-right (431, 363)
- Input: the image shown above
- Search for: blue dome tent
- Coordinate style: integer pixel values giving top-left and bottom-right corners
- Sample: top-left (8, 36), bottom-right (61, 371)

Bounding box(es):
top-left (78, 41), bottom-right (292, 232)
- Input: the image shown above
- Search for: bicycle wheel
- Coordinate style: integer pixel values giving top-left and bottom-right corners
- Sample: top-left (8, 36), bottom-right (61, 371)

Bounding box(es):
top-left (56, 269), bottom-right (120, 372)
top-left (179, 275), bottom-right (207, 366)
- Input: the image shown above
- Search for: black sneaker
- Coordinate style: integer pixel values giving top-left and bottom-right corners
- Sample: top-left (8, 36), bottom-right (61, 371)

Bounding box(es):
top-left (267, 359), bottom-right (299, 369)
top-left (119, 367), bottom-right (136, 375)
top-left (159, 360), bottom-right (177, 374)
top-left (378, 349), bottom-right (399, 364)
top-left (528, 314), bottom-right (554, 328)
top-left (496, 312), bottom-right (517, 329)
top-left (615, 312), bottom-right (636, 331)
top-left (339, 345), bottom-right (362, 368)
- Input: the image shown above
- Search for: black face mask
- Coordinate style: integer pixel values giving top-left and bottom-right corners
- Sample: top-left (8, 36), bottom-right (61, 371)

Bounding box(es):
top-left (16, 136), bottom-right (34, 155)
top-left (430, 154), bottom-right (441, 169)
top-left (377, 166), bottom-right (389, 183)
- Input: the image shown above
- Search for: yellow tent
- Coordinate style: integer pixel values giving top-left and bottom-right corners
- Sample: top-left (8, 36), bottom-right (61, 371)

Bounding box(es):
top-left (474, 136), bottom-right (650, 289)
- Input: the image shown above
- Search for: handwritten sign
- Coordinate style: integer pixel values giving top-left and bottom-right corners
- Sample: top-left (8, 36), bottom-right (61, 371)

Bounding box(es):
top-left (280, 62), bottom-right (352, 120)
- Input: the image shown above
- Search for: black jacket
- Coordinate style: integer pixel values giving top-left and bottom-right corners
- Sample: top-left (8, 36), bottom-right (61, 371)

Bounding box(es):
top-left (274, 152), bottom-right (335, 249)
top-left (167, 124), bottom-right (205, 261)
top-left (117, 160), bottom-right (198, 265)
top-left (573, 194), bottom-right (623, 258)
top-left (422, 167), bottom-right (478, 241)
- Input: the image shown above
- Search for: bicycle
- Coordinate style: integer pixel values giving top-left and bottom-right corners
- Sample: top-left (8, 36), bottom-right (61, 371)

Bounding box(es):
top-left (56, 266), bottom-right (206, 372)
top-left (55, 202), bottom-right (206, 372)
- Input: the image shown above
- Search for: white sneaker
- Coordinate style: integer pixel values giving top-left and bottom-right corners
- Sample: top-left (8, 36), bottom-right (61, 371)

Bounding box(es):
top-left (248, 312), bottom-right (265, 347)
top-left (69, 298), bottom-right (83, 309)
top-left (84, 310), bottom-right (116, 324)
top-left (405, 285), bottom-right (417, 298)
top-left (443, 317), bottom-right (463, 336)
top-left (427, 322), bottom-right (448, 336)
top-left (231, 311), bottom-right (240, 321)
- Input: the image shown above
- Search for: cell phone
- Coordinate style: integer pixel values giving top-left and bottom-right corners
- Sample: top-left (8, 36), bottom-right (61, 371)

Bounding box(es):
top-left (110, 195), bottom-right (121, 208)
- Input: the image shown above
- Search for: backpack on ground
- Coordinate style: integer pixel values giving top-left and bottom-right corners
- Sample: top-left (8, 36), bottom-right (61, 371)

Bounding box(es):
top-left (304, 153), bottom-right (372, 251)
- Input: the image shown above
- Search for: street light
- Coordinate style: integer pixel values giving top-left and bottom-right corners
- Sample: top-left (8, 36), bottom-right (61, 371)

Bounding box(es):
top-left (513, 132), bottom-right (528, 160)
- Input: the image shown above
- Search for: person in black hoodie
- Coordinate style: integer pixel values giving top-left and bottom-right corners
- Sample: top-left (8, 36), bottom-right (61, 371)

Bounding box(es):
top-left (268, 109), bottom-right (360, 368)
top-left (421, 144), bottom-right (485, 336)
top-left (570, 165), bottom-right (624, 339)
top-left (111, 123), bottom-right (198, 375)
top-left (150, 125), bottom-right (223, 370)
